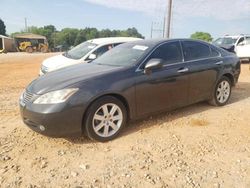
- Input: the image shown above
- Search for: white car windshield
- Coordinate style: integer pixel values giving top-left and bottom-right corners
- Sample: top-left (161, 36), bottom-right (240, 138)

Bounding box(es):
top-left (63, 42), bottom-right (97, 60)
top-left (214, 37), bottom-right (237, 45)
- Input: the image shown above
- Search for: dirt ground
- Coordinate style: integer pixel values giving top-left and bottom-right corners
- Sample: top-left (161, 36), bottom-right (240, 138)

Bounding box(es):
top-left (0, 53), bottom-right (250, 188)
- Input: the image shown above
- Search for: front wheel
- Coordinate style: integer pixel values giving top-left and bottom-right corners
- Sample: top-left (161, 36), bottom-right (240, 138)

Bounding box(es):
top-left (26, 47), bottom-right (33, 53)
top-left (84, 96), bottom-right (127, 142)
top-left (209, 76), bottom-right (232, 106)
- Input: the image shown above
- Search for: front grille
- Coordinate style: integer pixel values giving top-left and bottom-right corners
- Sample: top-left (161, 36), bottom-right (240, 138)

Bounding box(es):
top-left (23, 90), bottom-right (35, 104)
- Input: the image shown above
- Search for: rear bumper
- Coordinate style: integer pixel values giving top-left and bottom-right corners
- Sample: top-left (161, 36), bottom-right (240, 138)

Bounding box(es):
top-left (19, 103), bottom-right (84, 138)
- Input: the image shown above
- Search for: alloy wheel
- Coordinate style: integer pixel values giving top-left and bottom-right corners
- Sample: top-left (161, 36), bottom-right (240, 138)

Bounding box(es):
top-left (216, 80), bottom-right (231, 104)
top-left (92, 103), bottom-right (123, 138)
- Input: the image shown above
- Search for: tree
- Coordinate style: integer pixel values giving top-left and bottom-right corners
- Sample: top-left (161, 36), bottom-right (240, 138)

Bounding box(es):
top-left (41, 25), bottom-right (57, 47)
top-left (0, 19), bottom-right (6, 36)
top-left (190, 32), bottom-right (213, 42)
top-left (11, 26), bottom-right (145, 50)
top-left (56, 28), bottom-right (79, 47)
top-left (99, 29), bottom-right (112, 38)
top-left (74, 29), bottom-right (87, 46)
top-left (28, 25), bottom-right (57, 47)
top-left (84, 28), bottom-right (99, 40)
top-left (126, 27), bottom-right (144, 38)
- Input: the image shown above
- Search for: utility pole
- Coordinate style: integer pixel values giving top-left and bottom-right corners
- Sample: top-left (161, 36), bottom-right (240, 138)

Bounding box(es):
top-left (25, 18), bottom-right (28, 32)
top-left (165, 0), bottom-right (173, 38)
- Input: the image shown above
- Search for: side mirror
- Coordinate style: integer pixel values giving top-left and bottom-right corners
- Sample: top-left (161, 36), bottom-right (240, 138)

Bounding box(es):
top-left (88, 53), bottom-right (97, 60)
top-left (144, 59), bottom-right (163, 75)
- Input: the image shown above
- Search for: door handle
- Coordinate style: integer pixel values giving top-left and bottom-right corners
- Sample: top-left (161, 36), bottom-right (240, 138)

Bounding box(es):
top-left (177, 68), bottom-right (189, 73)
top-left (215, 61), bottom-right (223, 65)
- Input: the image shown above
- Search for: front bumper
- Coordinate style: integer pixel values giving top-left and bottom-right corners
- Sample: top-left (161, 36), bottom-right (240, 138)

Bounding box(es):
top-left (39, 70), bottom-right (44, 76)
top-left (19, 102), bottom-right (84, 138)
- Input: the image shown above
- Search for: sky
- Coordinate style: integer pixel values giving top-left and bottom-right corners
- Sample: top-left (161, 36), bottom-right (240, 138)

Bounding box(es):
top-left (0, 0), bottom-right (250, 39)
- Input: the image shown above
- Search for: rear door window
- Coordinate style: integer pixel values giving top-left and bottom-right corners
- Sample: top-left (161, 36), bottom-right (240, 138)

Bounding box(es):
top-left (149, 41), bottom-right (183, 65)
top-left (182, 41), bottom-right (211, 61)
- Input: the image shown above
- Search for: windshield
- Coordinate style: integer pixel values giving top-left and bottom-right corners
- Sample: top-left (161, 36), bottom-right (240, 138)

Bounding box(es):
top-left (93, 43), bottom-right (150, 67)
top-left (63, 42), bottom-right (97, 60)
top-left (214, 37), bottom-right (237, 45)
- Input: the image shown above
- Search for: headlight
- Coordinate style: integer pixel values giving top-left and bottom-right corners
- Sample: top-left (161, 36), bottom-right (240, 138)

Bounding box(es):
top-left (19, 90), bottom-right (24, 101)
top-left (33, 88), bottom-right (79, 104)
top-left (41, 65), bottom-right (49, 74)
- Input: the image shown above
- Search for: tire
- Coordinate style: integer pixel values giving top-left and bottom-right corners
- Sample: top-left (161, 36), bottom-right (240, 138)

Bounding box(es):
top-left (26, 47), bottom-right (33, 53)
top-left (84, 96), bottom-right (127, 142)
top-left (40, 46), bottom-right (47, 53)
top-left (0, 49), bottom-right (7, 53)
top-left (209, 76), bottom-right (232, 106)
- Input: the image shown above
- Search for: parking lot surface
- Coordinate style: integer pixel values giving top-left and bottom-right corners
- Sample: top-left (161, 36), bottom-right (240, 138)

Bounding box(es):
top-left (0, 53), bottom-right (250, 187)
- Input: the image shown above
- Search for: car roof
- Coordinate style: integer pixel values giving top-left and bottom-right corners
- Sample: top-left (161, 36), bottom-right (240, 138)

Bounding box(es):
top-left (124, 38), bottom-right (211, 47)
top-left (222, 34), bottom-right (250, 39)
top-left (87, 37), bottom-right (143, 45)
top-left (223, 36), bottom-right (242, 39)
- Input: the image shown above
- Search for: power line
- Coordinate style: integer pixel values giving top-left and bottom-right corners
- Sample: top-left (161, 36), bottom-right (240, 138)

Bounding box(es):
top-left (150, 21), bottom-right (165, 38)
top-left (151, 0), bottom-right (174, 39)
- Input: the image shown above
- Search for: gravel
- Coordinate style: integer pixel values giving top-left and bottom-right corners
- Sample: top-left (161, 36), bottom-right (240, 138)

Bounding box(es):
top-left (0, 54), bottom-right (250, 187)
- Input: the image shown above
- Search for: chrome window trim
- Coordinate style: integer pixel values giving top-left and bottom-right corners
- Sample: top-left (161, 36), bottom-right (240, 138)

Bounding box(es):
top-left (181, 40), bottom-right (222, 61)
top-left (136, 40), bottom-right (222, 73)
top-left (136, 40), bottom-right (184, 72)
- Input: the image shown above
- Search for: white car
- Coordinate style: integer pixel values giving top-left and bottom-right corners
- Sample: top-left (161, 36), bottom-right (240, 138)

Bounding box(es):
top-left (213, 34), bottom-right (250, 61)
top-left (235, 36), bottom-right (250, 61)
top-left (40, 37), bottom-right (142, 75)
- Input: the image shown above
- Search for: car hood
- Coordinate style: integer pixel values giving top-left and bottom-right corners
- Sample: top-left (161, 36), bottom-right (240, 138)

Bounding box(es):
top-left (42, 54), bottom-right (80, 71)
top-left (27, 63), bottom-right (123, 95)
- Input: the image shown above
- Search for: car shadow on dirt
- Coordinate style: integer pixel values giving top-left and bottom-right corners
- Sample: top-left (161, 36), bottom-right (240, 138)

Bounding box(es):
top-left (67, 81), bottom-right (250, 144)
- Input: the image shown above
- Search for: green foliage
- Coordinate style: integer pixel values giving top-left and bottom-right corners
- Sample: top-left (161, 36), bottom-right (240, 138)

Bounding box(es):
top-left (74, 30), bottom-right (86, 46)
top-left (190, 32), bottom-right (213, 42)
top-left (28, 25), bottom-right (56, 47)
top-left (11, 25), bottom-right (144, 50)
top-left (0, 19), bottom-right (6, 36)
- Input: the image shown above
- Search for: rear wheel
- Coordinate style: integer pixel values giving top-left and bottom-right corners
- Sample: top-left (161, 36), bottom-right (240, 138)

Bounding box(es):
top-left (40, 46), bottom-right (47, 53)
top-left (209, 76), bottom-right (232, 106)
top-left (26, 47), bottom-right (33, 53)
top-left (84, 96), bottom-right (127, 142)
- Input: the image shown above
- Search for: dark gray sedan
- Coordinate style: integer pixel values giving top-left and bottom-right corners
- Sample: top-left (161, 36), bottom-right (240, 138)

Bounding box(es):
top-left (19, 39), bottom-right (241, 142)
